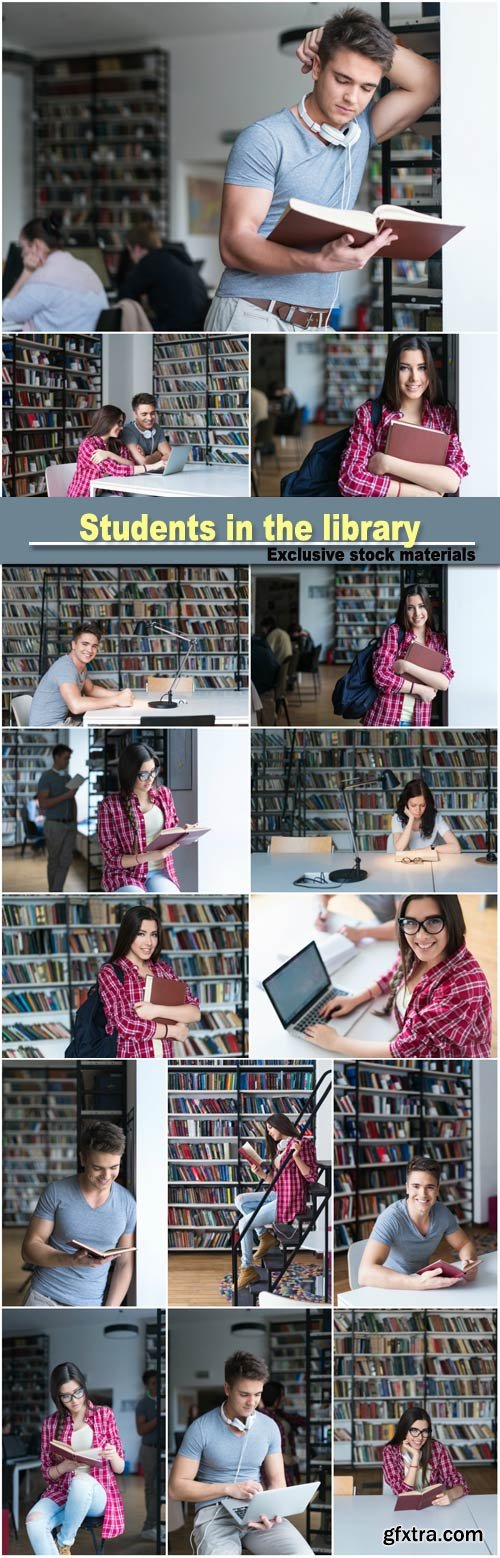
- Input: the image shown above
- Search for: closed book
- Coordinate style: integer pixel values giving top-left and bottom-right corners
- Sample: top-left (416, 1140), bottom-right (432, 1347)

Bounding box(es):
top-left (269, 199), bottom-right (464, 261)
top-left (417, 1258), bottom-right (482, 1280)
top-left (144, 974), bottom-right (187, 1006)
top-left (404, 642), bottom-right (445, 674)
top-left (395, 1483), bottom-right (445, 1511)
top-left (385, 422), bottom-right (451, 466)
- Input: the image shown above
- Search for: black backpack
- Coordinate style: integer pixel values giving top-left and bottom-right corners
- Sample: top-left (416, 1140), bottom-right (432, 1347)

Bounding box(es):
top-left (65, 963), bottom-right (125, 1058)
top-left (280, 397), bottom-right (383, 498)
top-left (332, 626), bottom-right (404, 721)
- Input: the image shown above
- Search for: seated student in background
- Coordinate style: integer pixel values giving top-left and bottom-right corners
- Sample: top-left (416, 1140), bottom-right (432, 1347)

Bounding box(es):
top-left (234, 1111), bottom-right (318, 1291)
top-left (118, 222), bottom-right (210, 330)
top-left (37, 743), bottom-right (78, 893)
top-left (306, 894), bottom-right (492, 1058)
top-left (29, 622), bottom-right (134, 727)
top-left (389, 778), bottom-right (461, 860)
top-left (357, 1155), bottom-right (478, 1292)
top-left (383, 1406), bottom-right (469, 1504)
top-left (21, 1120), bottom-right (136, 1310)
top-left (260, 616), bottom-right (293, 665)
top-left (251, 632), bottom-right (279, 696)
top-left (97, 740), bottom-right (183, 894)
top-left (339, 335), bottom-right (469, 497)
top-left (121, 393), bottom-right (171, 468)
top-left (98, 904), bottom-right (200, 1059)
top-left (26, 1360), bottom-right (125, 1555)
top-left (362, 583), bottom-right (454, 729)
top-left (2, 214), bottom-right (107, 332)
top-left (67, 405), bottom-right (152, 498)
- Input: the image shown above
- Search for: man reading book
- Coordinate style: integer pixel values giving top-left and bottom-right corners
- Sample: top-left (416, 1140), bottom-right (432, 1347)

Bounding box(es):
top-left (21, 1120), bottom-right (136, 1308)
top-left (205, 8), bottom-right (440, 333)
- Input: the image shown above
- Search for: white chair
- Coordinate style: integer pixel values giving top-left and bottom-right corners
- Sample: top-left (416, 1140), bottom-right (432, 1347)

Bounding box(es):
top-left (45, 463), bottom-right (77, 497)
top-left (11, 695), bottom-right (33, 728)
top-left (347, 1238), bottom-right (369, 1289)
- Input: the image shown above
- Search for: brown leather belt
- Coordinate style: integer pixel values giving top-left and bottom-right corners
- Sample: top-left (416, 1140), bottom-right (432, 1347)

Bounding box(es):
top-left (242, 297), bottom-right (330, 329)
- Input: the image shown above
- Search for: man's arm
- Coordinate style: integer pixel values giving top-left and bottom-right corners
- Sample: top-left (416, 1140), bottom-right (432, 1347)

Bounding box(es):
top-left (261, 1450), bottom-right (286, 1490)
top-left (21, 1214), bottom-right (111, 1271)
top-left (136, 1410), bottom-right (158, 1437)
top-left (371, 44), bottom-right (440, 143)
top-left (59, 679), bottom-right (134, 715)
top-left (104, 1234), bottom-right (135, 1307)
top-left (220, 183), bottom-right (395, 278)
top-left (168, 1451), bottom-right (262, 1505)
top-left (123, 439), bottom-right (169, 469)
top-left (38, 785), bottom-right (77, 812)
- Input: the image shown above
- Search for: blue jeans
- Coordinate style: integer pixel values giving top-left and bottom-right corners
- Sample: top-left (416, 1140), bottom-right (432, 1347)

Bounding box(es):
top-left (234, 1191), bottom-right (278, 1269)
top-left (26, 1477), bottom-right (107, 1554)
top-left (114, 872), bottom-right (180, 894)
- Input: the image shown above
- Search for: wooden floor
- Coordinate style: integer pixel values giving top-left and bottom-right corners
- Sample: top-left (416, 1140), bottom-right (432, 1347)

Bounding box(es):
top-left (260, 663), bottom-right (356, 728)
top-left (253, 423), bottom-right (327, 499)
top-left (168, 1249), bottom-right (325, 1307)
top-left (3, 845), bottom-right (89, 893)
top-left (14, 1474), bottom-right (162, 1554)
top-left (334, 1224), bottom-right (490, 1304)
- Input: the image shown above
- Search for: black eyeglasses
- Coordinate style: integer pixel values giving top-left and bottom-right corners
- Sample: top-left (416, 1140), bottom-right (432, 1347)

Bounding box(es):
top-left (137, 765), bottom-right (160, 780)
top-left (59, 1386), bottom-right (85, 1405)
top-left (399, 915), bottom-right (445, 935)
top-left (409, 1427), bottom-right (429, 1439)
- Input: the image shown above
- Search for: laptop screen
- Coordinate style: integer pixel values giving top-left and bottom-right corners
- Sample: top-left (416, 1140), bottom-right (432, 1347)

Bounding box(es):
top-left (263, 940), bottom-right (330, 1028)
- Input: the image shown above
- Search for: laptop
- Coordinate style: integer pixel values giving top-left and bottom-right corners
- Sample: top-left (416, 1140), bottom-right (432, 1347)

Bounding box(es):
top-left (221, 1480), bottom-right (321, 1527)
top-left (161, 446), bottom-right (191, 477)
top-left (262, 938), bottom-right (362, 1037)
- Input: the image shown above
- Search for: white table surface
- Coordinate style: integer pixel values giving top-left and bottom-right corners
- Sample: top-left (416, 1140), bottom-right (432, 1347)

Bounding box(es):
top-left (338, 1251), bottom-right (498, 1309)
top-left (89, 466), bottom-right (249, 497)
top-left (334, 1494), bottom-right (496, 1555)
top-left (251, 851), bottom-right (497, 892)
top-left (82, 689), bottom-right (249, 726)
top-left (9, 1457), bottom-right (42, 1532)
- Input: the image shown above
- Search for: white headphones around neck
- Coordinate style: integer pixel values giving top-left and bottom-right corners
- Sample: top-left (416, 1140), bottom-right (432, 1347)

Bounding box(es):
top-left (298, 93), bottom-right (361, 148)
top-left (221, 1401), bottom-right (256, 1434)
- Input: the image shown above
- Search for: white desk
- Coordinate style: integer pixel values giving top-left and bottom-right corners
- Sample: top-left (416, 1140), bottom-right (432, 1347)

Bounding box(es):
top-left (251, 851), bottom-right (497, 893)
top-left (334, 1495), bottom-right (496, 1555)
top-left (338, 1251), bottom-right (498, 1309)
top-left (82, 690), bottom-right (249, 727)
top-left (8, 1457), bottom-right (42, 1534)
top-left (89, 466), bottom-right (249, 498)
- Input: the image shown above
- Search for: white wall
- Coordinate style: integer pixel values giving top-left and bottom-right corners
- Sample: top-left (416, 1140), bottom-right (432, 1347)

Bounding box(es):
top-left (458, 336), bottom-right (498, 497)
top-left (441, 2), bottom-right (497, 332)
top-left (168, 1308), bottom-right (315, 1448)
top-left (135, 1062), bottom-right (167, 1307)
top-left (472, 1060), bottom-right (497, 1223)
top-left (2, 66), bottom-right (33, 238)
top-left (285, 338), bottom-right (326, 424)
top-left (197, 728), bottom-right (250, 892)
top-left (447, 569), bottom-right (498, 727)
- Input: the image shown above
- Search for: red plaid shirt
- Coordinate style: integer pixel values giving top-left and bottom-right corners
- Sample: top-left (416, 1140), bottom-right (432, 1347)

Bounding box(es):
top-left (275, 1132), bottom-right (318, 1223)
top-left (97, 787), bottom-right (180, 891)
top-left (362, 624), bottom-right (454, 728)
top-left (383, 1439), bottom-right (469, 1495)
top-left (67, 437), bottom-right (136, 498)
top-left (98, 955), bottom-right (199, 1058)
top-left (40, 1402), bottom-right (125, 1539)
top-left (339, 399), bottom-right (469, 499)
top-left (377, 944), bottom-right (492, 1058)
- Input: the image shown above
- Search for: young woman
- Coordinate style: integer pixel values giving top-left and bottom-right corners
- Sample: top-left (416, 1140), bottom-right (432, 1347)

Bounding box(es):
top-left (388, 778), bottom-right (461, 859)
top-left (98, 905), bottom-right (200, 1059)
top-left (358, 1156), bottom-right (478, 1291)
top-left (97, 741), bottom-right (191, 893)
top-left (67, 406), bottom-right (149, 498)
top-left (383, 1406), bottom-right (469, 1503)
top-left (234, 1112), bottom-right (318, 1291)
top-left (305, 895), bottom-right (492, 1059)
top-left (339, 335), bottom-right (469, 498)
top-left (26, 1361), bottom-right (125, 1555)
top-left (363, 583), bottom-right (454, 729)
top-left (3, 215), bottom-right (107, 332)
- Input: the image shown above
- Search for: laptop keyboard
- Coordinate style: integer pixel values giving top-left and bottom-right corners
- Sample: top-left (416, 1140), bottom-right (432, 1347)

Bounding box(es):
top-left (294, 986), bottom-right (347, 1031)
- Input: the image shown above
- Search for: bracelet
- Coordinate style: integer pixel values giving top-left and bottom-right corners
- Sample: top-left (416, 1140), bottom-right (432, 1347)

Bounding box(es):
top-left (395, 481), bottom-right (401, 497)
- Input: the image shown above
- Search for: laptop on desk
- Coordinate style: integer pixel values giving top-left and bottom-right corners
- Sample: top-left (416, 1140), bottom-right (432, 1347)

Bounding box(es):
top-left (160, 446), bottom-right (192, 477)
top-left (262, 938), bottom-right (363, 1038)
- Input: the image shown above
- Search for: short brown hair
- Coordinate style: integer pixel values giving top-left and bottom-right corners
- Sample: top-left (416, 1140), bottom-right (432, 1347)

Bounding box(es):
top-left (406, 1156), bottom-right (441, 1186)
top-left (224, 1351), bottom-right (269, 1388)
top-left (318, 8), bottom-right (395, 72)
top-left (72, 620), bottom-right (102, 644)
top-left (80, 1120), bottom-right (126, 1157)
top-left (127, 223), bottom-right (161, 252)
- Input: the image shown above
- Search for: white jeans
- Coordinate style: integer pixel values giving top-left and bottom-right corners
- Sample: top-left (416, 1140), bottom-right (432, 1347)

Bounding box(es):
top-left (204, 297), bottom-right (304, 334)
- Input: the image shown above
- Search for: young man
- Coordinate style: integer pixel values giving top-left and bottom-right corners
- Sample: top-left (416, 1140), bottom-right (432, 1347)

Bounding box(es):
top-left (37, 742), bottom-right (80, 892)
top-left (205, 7), bottom-right (440, 333)
top-left (169, 1350), bottom-right (314, 1554)
top-left (119, 222), bottom-right (210, 330)
top-left (28, 621), bottom-right (134, 726)
top-left (136, 1370), bottom-right (159, 1541)
top-left (121, 394), bottom-right (171, 469)
top-left (21, 1120), bottom-right (136, 1308)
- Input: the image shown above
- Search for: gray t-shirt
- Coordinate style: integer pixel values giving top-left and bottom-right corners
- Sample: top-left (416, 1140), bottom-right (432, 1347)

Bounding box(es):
top-left (121, 421), bottom-right (166, 454)
top-left (369, 1196), bottom-right (458, 1273)
top-left (216, 104), bottom-right (375, 306)
top-left (37, 767), bottom-right (74, 824)
top-left (179, 1408), bottom-right (281, 1510)
top-left (136, 1393), bottom-right (158, 1449)
top-left (31, 1174), bottom-right (136, 1305)
top-left (29, 656), bottom-right (87, 727)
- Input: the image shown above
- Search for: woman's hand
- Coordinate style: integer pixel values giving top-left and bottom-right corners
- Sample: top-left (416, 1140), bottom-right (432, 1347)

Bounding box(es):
top-left (320, 995), bottom-right (362, 1018)
top-left (368, 451), bottom-right (390, 476)
top-left (416, 686), bottom-right (437, 705)
top-left (337, 924), bottom-right (366, 945)
top-left (303, 1023), bottom-right (338, 1050)
top-left (57, 1459), bottom-right (76, 1476)
top-left (133, 464), bottom-right (148, 475)
top-left (99, 1443), bottom-right (116, 1462)
top-left (134, 1001), bottom-right (158, 1021)
top-left (167, 1022), bottom-right (190, 1045)
top-left (90, 448), bottom-right (110, 465)
top-left (295, 25), bottom-right (323, 71)
top-left (432, 1493), bottom-right (452, 1506)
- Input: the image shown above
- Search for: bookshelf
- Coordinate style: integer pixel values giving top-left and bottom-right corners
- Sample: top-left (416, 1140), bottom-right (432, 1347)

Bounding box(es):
top-left (34, 50), bottom-right (168, 276)
top-left (324, 336), bottom-right (388, 422)
top-left (3, 1331), bottom-right (50, 1438)
top-left (145, 1310), bottom-right (166, 1544)
top-left (306, 1312), bottom-right (332, 1554)
top-left (3, 334), bottom-right (102, 496)
top-left (334, 1311), bottom-right (496, 1471)
top-left (2, 895), bottom-right (248, 1058)
top-left (168, 1061), bottom-right (315, 1251)
top-left (334, 1060), bottom-right (474, 1252)
top-left (2, 730), bottom-right (56, 848)
top-left (153, 335), bottom-right (249, 464)
top-left (3, 1065), bottom-right (77, 1225)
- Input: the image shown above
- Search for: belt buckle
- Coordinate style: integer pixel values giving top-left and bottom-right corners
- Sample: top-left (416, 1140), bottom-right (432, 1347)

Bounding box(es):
top-left (304, 310), bottom-right (318, 329)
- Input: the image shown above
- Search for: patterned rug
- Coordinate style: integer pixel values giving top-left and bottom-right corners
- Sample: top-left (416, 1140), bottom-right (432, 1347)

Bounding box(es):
top-left (220, 1261), bottom-right (327, 1304)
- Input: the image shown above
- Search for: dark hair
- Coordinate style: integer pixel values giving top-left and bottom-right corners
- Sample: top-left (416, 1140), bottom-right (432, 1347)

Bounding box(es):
top-left (265, 1111), bottom-right (301, 1169)
top-left (131, 393), bottom-right (157, 412)
top-left (396, 778), bottom-right (437, 840)
top-left (80, 1120), bottom-right (126, 1157)
top-left (260, 614), bottom-right (277, 633)
top-left (126, 222), bottom-right (161, 252)
top-left (406, 1155), bottom-right (441, 1187)
top-left (395, 583), bottom-right (437, 638)
top-left (398, 894), bottom-right (466, 976)
top-left (392, 1406), bottom-right (433, 1486)
top-left (224, 1351), bottom-right (269, 1388)
top-left (261, 1380), bottom-right (283, 1410)
top-left (89, 405), bottom-right (126, 454)
top-left (118, 741), bottom-right (160, 846)
top-left (143, 1369), bottom-right (157, 1387)
top-left (381, 335), bottom-right (443, 411)
top-left (52, 743), bottom-right (72, 759)
top-left (71, 620), bottom-right (102, 644)
top-left (318, 7), bottom-right (395, 72)
top-left (21, 212), bottom-right (64, 250)
top-left (50, 1362), bottom-right (89, 1437)
top-left (110, 905), bottom-right (162, 965)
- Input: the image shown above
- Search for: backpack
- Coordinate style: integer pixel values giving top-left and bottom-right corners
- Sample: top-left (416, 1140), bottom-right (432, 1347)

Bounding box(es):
top-left (65, 963), bottom-right (125, 1058)
top-left (280, 397), bottom-right (383, 498)
top-left (332, 626), bottom-right (404, 721)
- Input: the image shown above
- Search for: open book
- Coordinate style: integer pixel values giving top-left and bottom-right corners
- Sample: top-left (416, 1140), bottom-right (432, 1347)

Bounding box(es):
top-left (65, 773), bottom-right (86, 791)
top-left (270, 199), bottom-right (464, 261)
top-left (241, 1140), bottom-right (263, 1170)
top-left (50, 1438), bottom-right (102, 1464)
top-left (71, 1239), bottom-right (136, 1260)
top-left (146, 824), bottom-right (210, 854)
top-left (395, 1483), bottom-right (445, 1511)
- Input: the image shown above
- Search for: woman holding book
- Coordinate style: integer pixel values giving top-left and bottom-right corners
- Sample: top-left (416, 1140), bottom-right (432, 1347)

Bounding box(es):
top-left (383, 1407), bottom-right (469, 1504)
top-left (26, 1361), bottom-right (125, 1555)
top-left (359, 1155), bottom-right (478, 1292)
top-left (3, 214), bottom-right (107, 333)
top-left (338, 335), bottom-right (469, 498)
top-left (97, 741), bottom-right (188, 894)
top-left (67, 406), bottom-right (152, 498)
top-left (388, 778), bottom-right (461, 859)
top-left (362, 582), bottom-right (454, 729)
top-left (305, 894), bottom-right (492, 1058)
top-left (98, 905), bottom-right (200, 1058)
top-left (234, 1112), bottom-right (318, 1291)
